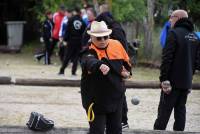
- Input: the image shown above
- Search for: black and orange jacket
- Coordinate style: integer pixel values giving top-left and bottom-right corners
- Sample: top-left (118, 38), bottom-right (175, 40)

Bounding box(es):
top-left (80, 39), bottom-right (131, 113)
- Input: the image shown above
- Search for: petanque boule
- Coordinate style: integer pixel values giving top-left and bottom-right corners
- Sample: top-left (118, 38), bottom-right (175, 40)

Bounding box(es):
top-left (131, 96), bottom-right (140, 105)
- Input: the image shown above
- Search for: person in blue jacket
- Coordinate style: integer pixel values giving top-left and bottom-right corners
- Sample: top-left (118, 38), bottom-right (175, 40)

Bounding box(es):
top-left (160, 21), bottom-right (171, 48)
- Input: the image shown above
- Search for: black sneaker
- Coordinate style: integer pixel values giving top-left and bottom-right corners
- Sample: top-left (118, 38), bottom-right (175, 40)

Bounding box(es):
top-left (58, 69), bottom-right (64, 75)
top-left (34, 56), bottom-right (41, 62)
top-left (34, 54), bottom-right (44, 62)
top-left (122, 122), bottom-right (129, 129)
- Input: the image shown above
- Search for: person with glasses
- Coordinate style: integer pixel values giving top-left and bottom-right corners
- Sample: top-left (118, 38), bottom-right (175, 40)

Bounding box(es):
top-left (80, 21), bottom-right (132, 134)
top-left (154, 9), bottom-right (200, 131)
top-left (95, 3), bottom-right (130, 129)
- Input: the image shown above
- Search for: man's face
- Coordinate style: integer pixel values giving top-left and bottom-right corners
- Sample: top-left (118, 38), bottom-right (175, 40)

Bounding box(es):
top-left (65, 11), bottom-right (72, 17)
top-left (60, 9), bottom-right (65, 15)
top-left (169, 13), bottom-right (179, 28)
top-left (47, 14), bottom-right (53, 19)
top-left (91, 35), bottom-right (109, 48)
top-left (87, 10), bottom-right (95, 21)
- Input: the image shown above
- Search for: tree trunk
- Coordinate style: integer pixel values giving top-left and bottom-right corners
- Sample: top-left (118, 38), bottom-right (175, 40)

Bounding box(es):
top-left (135, 21), bottom-right (140, 38)
top-left (143, 0), bottom-right (155, 59)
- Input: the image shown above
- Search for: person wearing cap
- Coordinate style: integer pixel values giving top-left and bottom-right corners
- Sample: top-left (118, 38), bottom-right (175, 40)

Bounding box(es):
top-left (154, 9), bottom-right (200, 131)
top-left (95, 3), bottom-right (130, 129)
top-left (80, 21), bottom-right (132, 134)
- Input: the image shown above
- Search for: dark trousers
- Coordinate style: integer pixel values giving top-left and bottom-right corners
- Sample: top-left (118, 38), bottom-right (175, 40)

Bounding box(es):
top-left (34, 39), bottom-right (52, 64)
top-left (154, 88), bottom-right (188, 131)
top-left (58, 45), bottom-right (66, 62)
top-left (60, 42), bottom-right (80, 75)
top-left (122, 95), bottom-right (128, 124)
top-left (44, 39), bottom-right (52, 64)
top-left (48, 38), bottom-right (58, 63)
top-left (88, 101), bottom-right (123, 134)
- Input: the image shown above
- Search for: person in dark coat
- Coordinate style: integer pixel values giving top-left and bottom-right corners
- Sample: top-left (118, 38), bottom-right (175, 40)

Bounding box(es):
top-left (82, 8), bottom-right (128, 51)
top-left (58, 7), bottom-right (86, 76)
top-left (95, 7), bottom-right (130, 129)
top-left (80, 21), bottom-right (132, 134)
top-left (34, 11), bottom-right (53, 65)
top-left (81, 6), bottom-right (130, 129)
top-left (81, 7), bottom-right (97, 49)
top-left (154, 9), bottom-right (200, 131)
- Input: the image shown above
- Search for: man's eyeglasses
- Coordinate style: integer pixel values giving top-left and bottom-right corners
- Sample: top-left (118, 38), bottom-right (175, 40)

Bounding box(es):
top-left (96, 36), bottom-right (109, 41)
top-left (170, 15), bottom-right (178, 19)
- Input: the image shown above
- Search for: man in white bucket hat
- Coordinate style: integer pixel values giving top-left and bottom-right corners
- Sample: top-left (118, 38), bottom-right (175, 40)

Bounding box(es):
top-left (80, 21), bottom-right (132, 134)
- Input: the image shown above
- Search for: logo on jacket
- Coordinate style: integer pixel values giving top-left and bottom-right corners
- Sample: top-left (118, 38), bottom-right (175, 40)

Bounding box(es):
top-left (185, 33), bottom-right (198, 42)
top-left (73, 20), bottom-right (82, 30)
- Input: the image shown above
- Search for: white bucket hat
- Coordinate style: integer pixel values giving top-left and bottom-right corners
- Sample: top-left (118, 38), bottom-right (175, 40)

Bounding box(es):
top-left (87, 21), bottom-right (112, 37)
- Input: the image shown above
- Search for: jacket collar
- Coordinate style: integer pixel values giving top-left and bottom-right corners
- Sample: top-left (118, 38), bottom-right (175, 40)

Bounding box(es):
top-left (174, 18), bottom-right (194, 32)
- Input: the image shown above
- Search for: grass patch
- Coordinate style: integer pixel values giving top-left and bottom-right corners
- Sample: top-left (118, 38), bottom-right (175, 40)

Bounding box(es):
top-left (0, 41), bottom-right (199, 83)
top-left (131, 66), bottom-right (200, 83)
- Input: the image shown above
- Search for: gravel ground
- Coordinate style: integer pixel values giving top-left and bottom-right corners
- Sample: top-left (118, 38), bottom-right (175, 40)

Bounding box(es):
top-left (0, 53), bottom-right (200, 132)
top-left (0, 85), bottom-right (199, 132)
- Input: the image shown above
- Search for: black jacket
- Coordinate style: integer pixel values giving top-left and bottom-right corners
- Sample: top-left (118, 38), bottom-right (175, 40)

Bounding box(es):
top-left (81, 12), bottom-right (128, 51)
top-left (80, 39), bottom-right (131, 114)
top-left (42, 19), bottom-right (53, 40)
top-left (160, 18), bottom-right (200, 89)
top-left (96, 12), bottom-right (128, 51)
top-left (64, 15), bottom-right (86, 44)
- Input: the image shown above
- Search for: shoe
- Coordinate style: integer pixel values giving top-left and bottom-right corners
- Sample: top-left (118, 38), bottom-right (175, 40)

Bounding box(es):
top-left (34, 55), bottom-right (41, 62)
top-left (122, 122), bottom-right (129, 129)
top-left (34, 54), bottom-right (44, 62)
top-left (71, 73), bottom-right (77, 76)
top-left (58, 70), bottom-right (64, 75)
top-left (70, 74), bottom-right (78, 80)
top-left (71, 74), bottom-right (77, 78)
top-left (44, 63), bottom-right (51, 65)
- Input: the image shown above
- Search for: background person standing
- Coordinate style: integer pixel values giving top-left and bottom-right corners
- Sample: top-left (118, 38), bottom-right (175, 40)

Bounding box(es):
top-left (34, 11), bottom-right (53, 65)
top-left (58, 7), bottom-right (86, 76)
top-left (50, 5), bottom-right (65, 64)
top-left (154, 9), bottom-right (200, 131)
top-left (58, 9), bottom-right (72, 62)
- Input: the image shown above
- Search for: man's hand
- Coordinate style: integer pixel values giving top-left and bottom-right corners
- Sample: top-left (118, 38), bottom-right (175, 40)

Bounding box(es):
top-left (99, 64), bottom-right (110, 75)
top-left (49, 38), bottom-right (53, 42)
top-left (161, 80), bottom-right (172, 94)
top-left (40, 37), bottom-right (44, 43)
top-left (121, 66), bottom-right (130, 79)
top-left (59, 37), bottom-right (63, 42)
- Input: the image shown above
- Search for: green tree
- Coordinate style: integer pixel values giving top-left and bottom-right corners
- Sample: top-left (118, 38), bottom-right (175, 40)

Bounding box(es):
top-left (112, 0), bottom-right (146, 22)
top-left (155, 0), bottom-right (200, 25)
top-left (31, 0), bottom-right (82, 22)
top-left (187, 0), bottom-right (200, 25)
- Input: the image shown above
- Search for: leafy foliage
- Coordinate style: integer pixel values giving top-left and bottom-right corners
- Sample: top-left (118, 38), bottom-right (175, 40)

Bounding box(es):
top-left (155, 0), bottom-right (200, 25)
top-left (112, 0), bottom-right (146, 22)
top-left (33, 0), bottom-right (147, 23)
top-left (31, 0), bottom-right (82, 22)
top-left (187, 0), bottom-right (200, 24)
